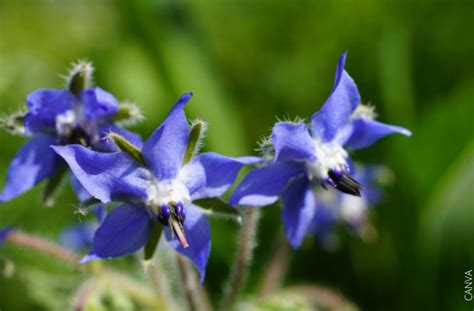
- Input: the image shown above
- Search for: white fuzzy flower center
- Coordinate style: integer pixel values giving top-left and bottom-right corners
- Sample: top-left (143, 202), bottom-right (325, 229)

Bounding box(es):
top-left (146, 178), bottom-right (191, 208)
top-left (55, 110), bottom-right (77, 137)
top-left (306, 138), bottom-right (348, 180)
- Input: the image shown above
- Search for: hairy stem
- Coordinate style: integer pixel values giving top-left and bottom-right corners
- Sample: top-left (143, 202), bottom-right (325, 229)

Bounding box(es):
top-left (5, 230), bottom-right (160, 308)
top-left (220, 207), bottom-right (261, 309)
top-left (147, 264), bottom-right (180, 311)
top-left (176, 254), bottom-right (212, 311)
top-left (104, 270), bottom-right (161, 308)
top-left (258, 232), bottom-right (291, 297)
top-left (6, 231), bottom-right (81, 265)
top-left (72, 278), bottom-right (97, 311)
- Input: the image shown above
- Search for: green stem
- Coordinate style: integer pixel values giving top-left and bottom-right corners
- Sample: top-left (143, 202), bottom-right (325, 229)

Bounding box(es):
top-left (258, 231), bottom-right (291, 297)
top-left (220, 207), bottom-right (261, 310)
top-left (146, 264), bottom-right (180, 311)
top-left (6, 231), bottom-right (81, 265)
top-left (176, 254), bottom-right (213, 311)
top-left (72, 278), bottom-right (98, 311)
top-left (5, 230), bottom-right (160, 308)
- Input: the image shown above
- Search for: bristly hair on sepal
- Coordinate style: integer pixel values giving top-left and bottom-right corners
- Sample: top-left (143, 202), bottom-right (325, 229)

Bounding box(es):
top-left (182, 119), bottom-right (207, 165)
top-left (275, 114), bottom-right (306, 125)
top-left (351, 102), bottom-right (378, 120)
top-left (0, 109), bottom-right (27, 136)
top-left (62, 60), bottom-right (94, 94)
top-left (105, 131), bottom-right (145, 164)
top-left (114, 102), bottom-right (145, 127)
top-left (256, 135), bottom-right (274, 163)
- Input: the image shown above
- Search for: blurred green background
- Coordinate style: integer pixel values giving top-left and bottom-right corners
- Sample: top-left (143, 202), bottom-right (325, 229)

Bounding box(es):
top-left (0, 1), bottom-right (473, 310)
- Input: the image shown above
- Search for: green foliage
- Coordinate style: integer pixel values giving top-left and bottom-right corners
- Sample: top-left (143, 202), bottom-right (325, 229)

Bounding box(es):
top-left (0, 1), bottom-right (472, 310)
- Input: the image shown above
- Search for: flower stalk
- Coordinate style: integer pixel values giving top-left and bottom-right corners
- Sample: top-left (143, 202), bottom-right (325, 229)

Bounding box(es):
top-left (258, 231), bottom-right (291, 297)
top-left (176, 254), bottom-right (212, 311)
top-left (4, 230), bottom-right (161, 308)
top-left (6, 231), bottom-right (81, 265)
top-left (220, 207), bottom-right (261, 309)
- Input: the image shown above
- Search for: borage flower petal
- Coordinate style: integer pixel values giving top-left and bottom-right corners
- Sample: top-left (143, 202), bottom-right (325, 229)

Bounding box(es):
top-left (230, 162), bottom-right (303, 206)
top-left (282, 177), bottom-right (316, 249)
top-left (142, 93), bottom-right (192, 180)
top-left (310, 52), bottom-right (360, 142)
top-left (231, 52), bottom-right (411, 250)
top-left (164, 204), bottom-right (210, 283)
top-left (181, 152), bottom-right (262, 200)
top-left (0, 135), bottom-right (61, 202)
top-left (345, 118), bottom-right (412, 150)
top-left (24, 89), bottom-right (75, 134)
top-left (81, 87), bottom-right (119, 120)
top-left (80, 204), bottom-right (153, 264)
top-left (54, 92), bottom-right (258, 281)
top-left (1, 63), bottom-right (144, 204)
top-left (52, 145), bottom-right (149, 203)
top-left (272, 122), bottom-right (315, 162)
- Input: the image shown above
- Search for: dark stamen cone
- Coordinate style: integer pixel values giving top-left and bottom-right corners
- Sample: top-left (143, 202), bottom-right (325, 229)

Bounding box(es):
top-left (328, 170), bottom-right (363, 196)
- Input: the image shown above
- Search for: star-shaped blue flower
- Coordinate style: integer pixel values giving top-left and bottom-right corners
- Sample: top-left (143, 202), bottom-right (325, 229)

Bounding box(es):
top-left (230, 52), bottom-right (411, 248)
top-left (0, 63), bottom-right (141, 203)
top-left (53, 93), bottom-right (260, 281)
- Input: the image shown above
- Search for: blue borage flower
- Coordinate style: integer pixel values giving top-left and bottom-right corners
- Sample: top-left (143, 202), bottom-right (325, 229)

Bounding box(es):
top-left (311, 164), bottom-right (385, 249)
top-left (230, 52), bottom-right (411, 248)
top-left (0, 226), bottom-right (15, 248)
top-left (0, 62), bottom-right (141, 203)
top-left (53, 93), bottom-right (261, 281)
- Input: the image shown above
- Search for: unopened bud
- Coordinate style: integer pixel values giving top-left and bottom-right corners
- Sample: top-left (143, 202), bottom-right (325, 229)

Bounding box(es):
top-left (107, 131), bottom-right (145, 164)
top-left (113, 102), bottom-right (144, 126)
top-left (67, 61), bottom-right (94, 95)
top-left (182, 119), bottom-right (207, 165)
top-left (0, 111), bottom-right (26, 135)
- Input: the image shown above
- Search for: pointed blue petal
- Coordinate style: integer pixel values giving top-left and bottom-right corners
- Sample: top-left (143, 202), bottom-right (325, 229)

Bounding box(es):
top-left (229, 162), bottom-right (304, 206)
top-left (345, 118), bottom-right (412, 150)
top-left (80, 204), bottom-right (153, 264)
top-left (272, 122), bottom-right (315, 162)
top-left (142, 93), bottom-right (192, 180)
top-left (181, 152), bottom-right (262, 200)
top-left (70, 173), bottom-right (92, 202)
top-left (80, 87), bottom-right (119, 120)
top-left (282, 177), bottom-right (316, 248)
top-left (164, 205), bottom-right (210, 283)
top-left (24, 89), bottom-right (75, 134)
top-left (311, 52), bottom-right (360, 142)
top-left (92, 204), bottom-right (107, 223)
top-left (52, 145), bottom-right (149, 203)
top-left (0, 135), bottom-right (61, 202)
